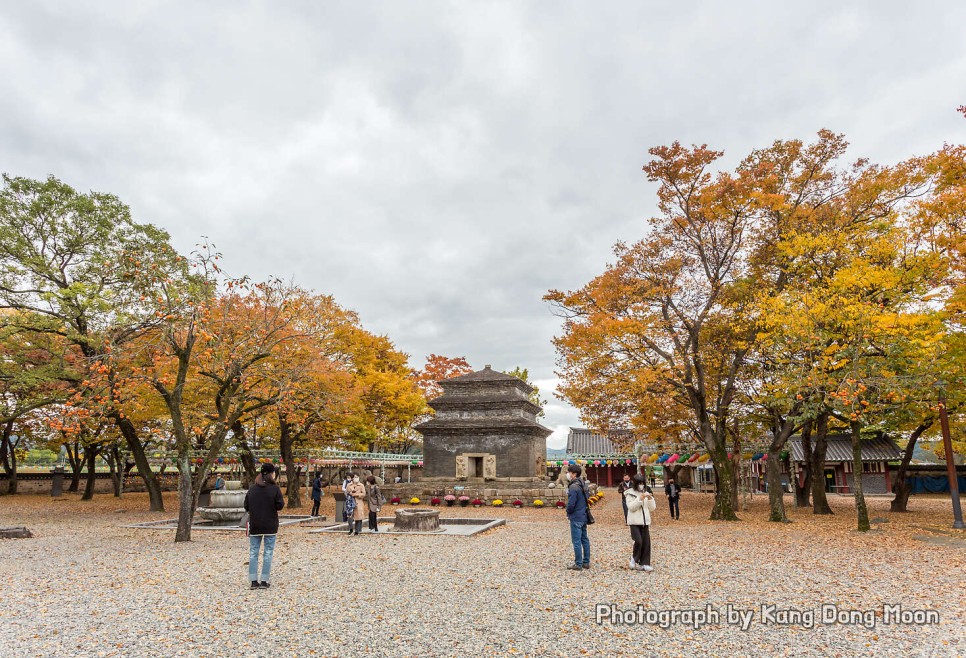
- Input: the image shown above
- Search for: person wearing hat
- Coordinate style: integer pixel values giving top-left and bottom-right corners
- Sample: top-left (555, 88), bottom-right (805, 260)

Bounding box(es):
top-left (244, 463), bottom-right (285, 589)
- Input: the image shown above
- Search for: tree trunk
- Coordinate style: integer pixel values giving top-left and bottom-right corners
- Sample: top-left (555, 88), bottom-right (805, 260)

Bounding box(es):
top-left (234, 421), bottom-right (257, 487)
top-left (1, 421), bottom-right (18, 495)
top-left (709, 444), bottom-right (740, 520)
top-left (106, 444), bottom-right (123, 498)
top-left (175, 452), bottom-right (194, 543)
top-left (279, 418), bottom-right (301, 508)
top-left (811, 413), bottom-right (833, 515)
top-left (890, 421), bottom-right (931, 513)
top-left (850, 420), bottom-right (870, 532)
top-left (766, 445), bottom-right (786, 521)
top-left (767, 413), bottom-right (800, 522)
top-left (81, 445), bottom-right (101, 500)
top-left (794, 421), bottom-right (813, 508)
top-left (66, 440), bottom-right (82, 492)
top-left (113, 415), bottom-right (164, 511)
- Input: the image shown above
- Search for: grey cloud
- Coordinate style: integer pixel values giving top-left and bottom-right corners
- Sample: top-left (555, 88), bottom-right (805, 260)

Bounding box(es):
top-left (2, 0), bottom-right (964, 448)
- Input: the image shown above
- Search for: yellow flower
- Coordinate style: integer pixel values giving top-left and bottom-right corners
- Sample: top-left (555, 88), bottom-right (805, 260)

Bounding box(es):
top-left (492, 499), bottom-right (504, 506)
top-left (409, 497), bottom-right (420, 504)
top-left (533, 500), bottom-right (544, 507)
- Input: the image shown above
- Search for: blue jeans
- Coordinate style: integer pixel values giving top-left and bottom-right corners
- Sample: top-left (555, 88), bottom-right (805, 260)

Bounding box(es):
top-left (249, 535), bottom-right (277, 582)
top-left (569, 520), bottom-right (590, 565)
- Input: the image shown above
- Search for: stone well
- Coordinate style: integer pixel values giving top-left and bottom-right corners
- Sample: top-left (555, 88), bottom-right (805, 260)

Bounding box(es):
top-left (197, 481), bottom-right (246, 523)
top-left (392, 508), bottom-right (441, 532)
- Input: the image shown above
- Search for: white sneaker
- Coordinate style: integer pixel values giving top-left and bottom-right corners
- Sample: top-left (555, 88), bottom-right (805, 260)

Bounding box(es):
top-left (642, 565), bottom-right (654, 572)
top-left (628, 558), bottom-right (637, 570)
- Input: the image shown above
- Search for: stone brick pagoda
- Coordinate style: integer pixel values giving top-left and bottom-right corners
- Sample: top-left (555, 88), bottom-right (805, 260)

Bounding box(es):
top-left (378, 365), bottom-right (576, 506)
top-left (416, 365), bottom-right (553, 482)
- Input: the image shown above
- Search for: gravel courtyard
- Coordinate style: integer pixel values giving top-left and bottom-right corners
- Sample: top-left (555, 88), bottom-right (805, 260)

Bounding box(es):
top-left (1, 490), bottom-right (963, 657)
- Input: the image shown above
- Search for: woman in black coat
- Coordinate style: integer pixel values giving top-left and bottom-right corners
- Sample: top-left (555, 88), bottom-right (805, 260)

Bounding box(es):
top-left (244, 463), bottom-right (285, 589)
top-left (310, 473), bottom-right (324, 517)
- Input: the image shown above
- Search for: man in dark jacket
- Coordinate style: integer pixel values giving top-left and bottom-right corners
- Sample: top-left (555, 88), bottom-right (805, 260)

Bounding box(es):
top-left (310, 473), bottom-right (324, 517)
top-left (244, 463), bottom-right (285, 589)
top-left (665, 478), bottom-right (681, 519)
top-left (565, 464), bottom-right (590, 571)
top-left (617, 473), bottom-right (632, 521)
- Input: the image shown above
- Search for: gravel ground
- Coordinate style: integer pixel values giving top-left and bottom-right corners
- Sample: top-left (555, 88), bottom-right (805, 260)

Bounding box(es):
top-left (1, 489), bottom-right (963, 657)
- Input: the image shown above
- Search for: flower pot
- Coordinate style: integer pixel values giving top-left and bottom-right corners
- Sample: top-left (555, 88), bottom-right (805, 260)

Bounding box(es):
top-left (445, 500), bottom-right (455, 506)
top-left (459, 500), bottom-right (469, 507)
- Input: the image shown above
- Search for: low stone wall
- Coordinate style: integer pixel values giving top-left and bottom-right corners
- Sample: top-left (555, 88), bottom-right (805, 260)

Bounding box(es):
top-left (378, 481), bottom-right (597, 506)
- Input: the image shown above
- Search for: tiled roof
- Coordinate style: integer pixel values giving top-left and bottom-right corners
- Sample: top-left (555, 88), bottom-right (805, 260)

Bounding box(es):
top-left (446, 365), bottom-right (525, 384)
top-left (788, 434), bottom-right (902, 462)
top-left (567, 427), bottom-right (634, 454)
top-left (416, 416), bottom-right (553, 438)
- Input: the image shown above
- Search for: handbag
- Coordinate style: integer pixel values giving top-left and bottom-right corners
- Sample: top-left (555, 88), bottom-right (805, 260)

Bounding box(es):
top-left (579, 483), bottom-right (595, 525)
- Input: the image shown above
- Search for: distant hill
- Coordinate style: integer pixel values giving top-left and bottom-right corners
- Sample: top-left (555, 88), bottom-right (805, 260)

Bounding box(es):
top-left (547, 448), bottom-right (567, 459)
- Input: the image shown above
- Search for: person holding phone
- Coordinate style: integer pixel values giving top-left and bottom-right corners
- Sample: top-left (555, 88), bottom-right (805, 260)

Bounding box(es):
top-left (624, 474), bottom-right (657, 572)
top-left (244, 463), bottom-right (285, 589)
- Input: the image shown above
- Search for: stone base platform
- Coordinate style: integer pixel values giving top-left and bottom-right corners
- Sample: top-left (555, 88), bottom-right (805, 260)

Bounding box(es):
top-left (379, 480), bottom-right (596, 506)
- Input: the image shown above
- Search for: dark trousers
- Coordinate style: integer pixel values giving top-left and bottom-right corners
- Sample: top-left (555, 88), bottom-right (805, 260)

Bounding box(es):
top-left (569, 520), bottom-right (590, 565)
top-left (350, 520), bottom-right (362, 534)
top-left (621, 496), bottom-right (628, 521)
top-left (369, 511), bottom-right (379, 532)
top-left (668, 497), bottom-right (680, 519)
top-left (630, 524), bottom-right (651, 566)
top-left (311, 498), bottom-right (321, 516)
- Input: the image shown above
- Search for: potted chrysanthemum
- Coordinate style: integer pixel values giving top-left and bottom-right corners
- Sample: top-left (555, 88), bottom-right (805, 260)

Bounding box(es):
top-left (390, 496), bottom-right (401, 505)
top-left (533, 499), bottom-right (545, 508)
top-left (471, 498), bottom-right (484, 507)
top-left (555, 501), bottom-right (566, 509)
top-left (458, 495), bottom-right (470, 507)
top-left (492, 499), bottom-right (504, 507)
top-left (409, 496), bottom-right (420, 505)
top-left (430, 497), bottom-right (441, 506)
top-left (511, 499), bottom-right (523, 508)
top-left (444, 494), bottom-right (456, 507)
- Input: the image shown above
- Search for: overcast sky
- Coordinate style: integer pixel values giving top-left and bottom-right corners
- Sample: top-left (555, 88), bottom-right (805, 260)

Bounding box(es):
top-left (2, 2), bottom-right (964, 448)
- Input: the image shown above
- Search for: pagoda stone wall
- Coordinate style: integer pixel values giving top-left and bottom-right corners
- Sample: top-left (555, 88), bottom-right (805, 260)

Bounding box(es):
top-left (422, 432), bottom-right (546, 479)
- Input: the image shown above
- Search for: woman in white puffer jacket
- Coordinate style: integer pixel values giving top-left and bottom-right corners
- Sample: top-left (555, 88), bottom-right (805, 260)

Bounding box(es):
top-left (624, 474), bottom-right (657, 572)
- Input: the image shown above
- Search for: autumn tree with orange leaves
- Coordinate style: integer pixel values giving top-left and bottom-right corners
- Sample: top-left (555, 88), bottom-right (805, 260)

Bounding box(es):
top-left (549, 128), bottom-right (966, 528)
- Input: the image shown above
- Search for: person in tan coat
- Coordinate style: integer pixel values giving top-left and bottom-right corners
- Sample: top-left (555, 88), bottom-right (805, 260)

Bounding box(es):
top-left (345, 473), bottom-right (367, 536)
top-left (365, 475), bottom-right (385, 533)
